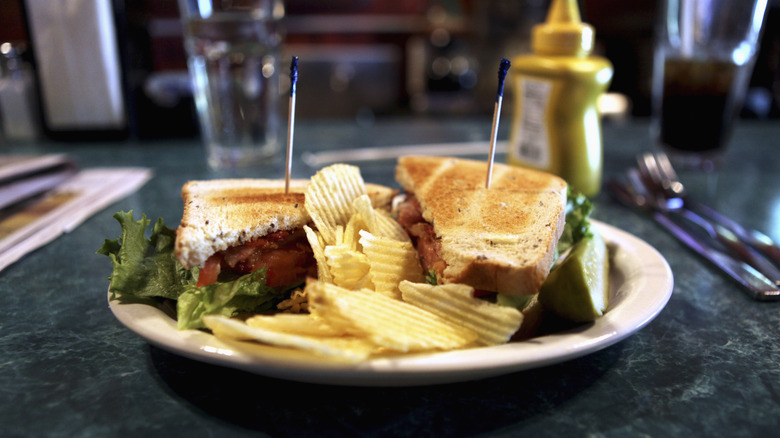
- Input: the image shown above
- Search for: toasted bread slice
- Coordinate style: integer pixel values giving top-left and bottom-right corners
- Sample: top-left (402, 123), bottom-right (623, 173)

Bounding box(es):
top-left (175, 179), bottom-right (395, 269)
top-left (395, 156), bottom-right (567, 296)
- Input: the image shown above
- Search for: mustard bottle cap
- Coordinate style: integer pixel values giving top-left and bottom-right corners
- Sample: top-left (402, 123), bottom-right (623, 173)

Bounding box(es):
top-left (532, 0), bottom-right (595, 56)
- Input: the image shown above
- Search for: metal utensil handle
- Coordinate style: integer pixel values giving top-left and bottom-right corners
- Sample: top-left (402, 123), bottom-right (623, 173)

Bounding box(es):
top-left (687, 198), bottom-right (780, 267)
top-left (674, 208), bottom-right (780, 284)
top-left (654, 213), bottom-right (780, 301)
top-left (607, 179), bottom-right (779, 300)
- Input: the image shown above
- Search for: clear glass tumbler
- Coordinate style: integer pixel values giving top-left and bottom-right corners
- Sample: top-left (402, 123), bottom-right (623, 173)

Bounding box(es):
top-left (178, 0), bottom-right (284, 169)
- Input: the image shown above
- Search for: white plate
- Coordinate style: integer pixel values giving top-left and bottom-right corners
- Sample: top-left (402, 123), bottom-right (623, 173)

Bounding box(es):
top-left (109, 221), bottom-right (673, 386)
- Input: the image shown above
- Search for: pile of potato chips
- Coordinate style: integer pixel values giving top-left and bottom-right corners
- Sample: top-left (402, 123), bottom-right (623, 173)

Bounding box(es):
top-left (203, 164), bottom-right (524, 362)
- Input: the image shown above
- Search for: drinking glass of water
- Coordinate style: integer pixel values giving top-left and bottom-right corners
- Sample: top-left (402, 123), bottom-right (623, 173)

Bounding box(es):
top-left (178, 0), bottom-right (284, 169)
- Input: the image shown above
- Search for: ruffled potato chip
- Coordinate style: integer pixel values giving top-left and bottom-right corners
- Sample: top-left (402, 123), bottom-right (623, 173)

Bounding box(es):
top-left (246, 313), bottom-right (345, 337)
top-left (359, 230), bottom-right (424, 299)
top-left (306, 281), bottom-right (477, 352)
top-left (203, 315), bottom-right (376, 362)
top-left (305, 164), bottom-right (366, 245)
top-left (303, 225), bottom-right (333, 284)
top-left (353, 194), bottom-right (409, 242)
top-left (324, 244), bottom-right (373, 290)
top-left (374, 210), bottom-right (411, 242)
top-left (342, 213), bottom-right (368, 252)
top-left (399, 281), bottom-right (523, 345)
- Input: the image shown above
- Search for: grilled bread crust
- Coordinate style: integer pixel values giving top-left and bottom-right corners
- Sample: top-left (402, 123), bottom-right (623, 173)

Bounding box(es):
top-left (175, 179), bottom-right (395, 269)
top-left (395, 156), bottom-right (567, 296)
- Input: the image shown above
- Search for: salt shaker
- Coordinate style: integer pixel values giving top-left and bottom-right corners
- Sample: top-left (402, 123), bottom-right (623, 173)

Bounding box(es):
top-left (0, 42), bottom-right (40, 141)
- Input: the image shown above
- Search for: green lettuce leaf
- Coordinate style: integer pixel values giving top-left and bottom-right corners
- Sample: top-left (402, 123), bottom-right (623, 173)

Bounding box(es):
top-left (175, 269), bottom-right (291, 330)
top-left (496, 293), bottom-right (534, 311)
top-left (425, 269), bottom-right (438, 285)
top-left (97, 211), bottom-right (192, 301)
top-left (557, 186), bottom-right (593, 255)
top-left (97, 211), bottom-right (287, 330)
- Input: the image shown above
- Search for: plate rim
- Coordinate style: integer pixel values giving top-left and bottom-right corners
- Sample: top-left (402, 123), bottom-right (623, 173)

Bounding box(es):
top-left (108, 220), bottom-right (674, 386)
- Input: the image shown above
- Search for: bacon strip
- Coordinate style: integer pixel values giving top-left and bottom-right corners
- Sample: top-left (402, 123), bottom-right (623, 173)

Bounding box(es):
top-left (395, 195), bottom-right (448, 278)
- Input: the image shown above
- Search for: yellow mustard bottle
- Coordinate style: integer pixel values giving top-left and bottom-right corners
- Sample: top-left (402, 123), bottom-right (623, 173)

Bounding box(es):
top-left (507, 0), bottom-right (613, 197)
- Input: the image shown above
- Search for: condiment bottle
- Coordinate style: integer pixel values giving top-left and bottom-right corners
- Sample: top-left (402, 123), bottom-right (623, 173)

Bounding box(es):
top-left (506, 0), bottom-right (613, 197)
top-left (0, 42), bottom-right (40, 141)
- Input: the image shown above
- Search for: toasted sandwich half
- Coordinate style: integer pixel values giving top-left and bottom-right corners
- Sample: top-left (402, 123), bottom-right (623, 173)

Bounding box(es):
top-left (175, 178), bottom-right (394, 288)
top-left (395, 156), bottom-right (567, 296)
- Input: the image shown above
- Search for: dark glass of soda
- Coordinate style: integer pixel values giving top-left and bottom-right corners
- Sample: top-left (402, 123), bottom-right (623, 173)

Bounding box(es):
top-left (658, 58), bottom-right (742, 155)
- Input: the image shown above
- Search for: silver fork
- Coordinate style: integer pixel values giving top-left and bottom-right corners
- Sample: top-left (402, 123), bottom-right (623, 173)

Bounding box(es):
top-left (626, 168), bottom-right (780, 286)
top-left (638, 152), bottom-right (780, 268)
top-left (607, 176), bottom-right (780, 300)
top-left (626, 168), bottom-right (780, 285)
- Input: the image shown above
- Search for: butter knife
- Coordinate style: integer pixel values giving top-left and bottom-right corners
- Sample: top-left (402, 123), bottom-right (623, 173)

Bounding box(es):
top-left (653, 212), bottom-right (779, 301)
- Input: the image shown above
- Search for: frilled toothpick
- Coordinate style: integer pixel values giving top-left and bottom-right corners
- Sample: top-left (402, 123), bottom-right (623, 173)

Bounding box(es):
top-left (285, 56), bottom-right (299, 194)
top-left (486, 58), bottom-right (510, 189)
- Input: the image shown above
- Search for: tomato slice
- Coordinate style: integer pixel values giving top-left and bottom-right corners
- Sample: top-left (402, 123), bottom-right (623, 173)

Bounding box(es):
top-left (196, 254), bottom-right (222, 287)
top-left (260, 246), bottom-right (315, 287)
top-left (194, 232), bottom-right (315, 288)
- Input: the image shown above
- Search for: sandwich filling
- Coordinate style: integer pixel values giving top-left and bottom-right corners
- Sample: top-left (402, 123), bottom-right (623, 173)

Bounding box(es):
top-left (196, 228), bottom-right (316, 288)
top-left (395, 194), bottom-right (447, 279)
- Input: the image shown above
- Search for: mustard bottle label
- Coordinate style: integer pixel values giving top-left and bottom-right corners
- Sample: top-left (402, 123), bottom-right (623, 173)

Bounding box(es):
top-left (512, 77), bottom-right (553, 168)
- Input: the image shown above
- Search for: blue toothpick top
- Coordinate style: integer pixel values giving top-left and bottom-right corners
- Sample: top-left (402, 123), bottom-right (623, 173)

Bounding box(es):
top-left (289, 56), bottom-right (299, 97)
top-left (496, 58), bottom-right (510, 100)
